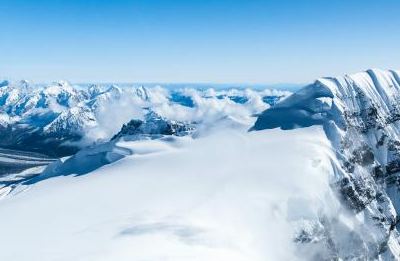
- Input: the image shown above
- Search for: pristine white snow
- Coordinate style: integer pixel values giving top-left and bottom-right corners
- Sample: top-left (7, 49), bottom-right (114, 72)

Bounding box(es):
top-left (253, 68), bottom-right (400, 260)
top-left (3, 69), bottom-right (400, 260)
top-left (0, 125), bottom-right (336, 261)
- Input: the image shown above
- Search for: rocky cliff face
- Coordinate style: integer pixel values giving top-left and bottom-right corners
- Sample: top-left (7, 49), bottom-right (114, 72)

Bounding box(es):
top-left (111, 111), bottom-right (194, 141)
top-left (252, 69), bottom-right (400, 260)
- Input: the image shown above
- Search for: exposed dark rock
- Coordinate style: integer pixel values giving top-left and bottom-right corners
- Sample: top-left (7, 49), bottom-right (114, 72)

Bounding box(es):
top-left (343, 161), bottom-right (355, 173)
top-left (388, 139), bottom-right (400, 152)
top-left (253, 70), bottom-right (400, 260)
top-left (386, 160), bottom-right (400, 176)
top-left (356, 145), bottom-right (375, 166)
top-left (372, 165), bottom-right (385, 180)
top-left (376, 133), bottom-right (388, 147)
top-left (333, 177), bottom-right (376, 213)
top-left (294, 230), bottom-right (313, 244)
top-left (111, 112), bottom-right (194, 140)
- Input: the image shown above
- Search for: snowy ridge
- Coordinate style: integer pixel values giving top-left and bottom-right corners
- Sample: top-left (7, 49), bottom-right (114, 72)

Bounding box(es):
top-left (111, 111), bottom-right (195, 140)
top-left (0, 123), bottom-right (334, 261)
top-left (253, 69), bottom-right (400, 260)
top-left (0, 80), bottom-right (289, 157)
top-left (6, 70), bottom-right (400, 260)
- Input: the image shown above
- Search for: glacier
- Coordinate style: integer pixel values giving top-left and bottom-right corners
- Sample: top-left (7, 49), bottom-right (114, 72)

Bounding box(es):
top-left (1, 69), bottom-right (400, 260)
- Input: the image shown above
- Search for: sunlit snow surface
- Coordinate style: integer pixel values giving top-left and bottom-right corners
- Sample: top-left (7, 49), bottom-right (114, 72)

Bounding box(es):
top-left (3, 70), bottom-right (400, 260)
top-left (0, 125), bottom-right (335, 261)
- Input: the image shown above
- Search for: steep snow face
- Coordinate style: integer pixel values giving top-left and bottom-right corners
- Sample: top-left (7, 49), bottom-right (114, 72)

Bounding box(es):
top-left (0, 125), bottom-right (337, 261)
top-left (253, 69), bottom-right (400, 260)
top-left (43, 107), bottom-right (97, 137)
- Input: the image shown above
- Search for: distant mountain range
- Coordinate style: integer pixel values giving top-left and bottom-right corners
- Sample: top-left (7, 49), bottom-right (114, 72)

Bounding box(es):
top-left (0, 80), bottom-right (289, 157)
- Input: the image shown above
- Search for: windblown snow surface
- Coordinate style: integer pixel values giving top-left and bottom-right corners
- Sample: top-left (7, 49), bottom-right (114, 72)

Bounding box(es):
top-left (1, 69), bottom-right (400, 260)
top-left (0, 126), bottom-right (334, 261)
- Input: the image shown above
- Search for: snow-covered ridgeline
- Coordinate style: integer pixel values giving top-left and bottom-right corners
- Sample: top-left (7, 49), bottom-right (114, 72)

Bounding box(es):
top-left (4, 69), bottom-right (400, 260)
top-left (0, 80), bottom-right (290, 157)
top-left (0, 123), bottom-right (335, 261)
top-left (253, 69), bottom-right (400, 260)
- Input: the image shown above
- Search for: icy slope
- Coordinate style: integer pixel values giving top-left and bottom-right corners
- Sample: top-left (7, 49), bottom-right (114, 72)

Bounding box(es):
top-left (0, 126), bottom-right (335, 261)
top-left (253, 69), bottom-right (400, 260)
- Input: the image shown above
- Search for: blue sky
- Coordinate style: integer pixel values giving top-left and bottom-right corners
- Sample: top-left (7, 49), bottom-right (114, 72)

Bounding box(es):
top-left (1, 0), bottom-right (399, 84)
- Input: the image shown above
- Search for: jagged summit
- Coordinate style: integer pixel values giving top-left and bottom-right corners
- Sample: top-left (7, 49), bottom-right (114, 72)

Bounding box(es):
top-left (252, 69), bottom-right (400, 131)
top-left (111, 111), bottom-right (194, 141)
top-left (0, 83), bottom-right (154, 156)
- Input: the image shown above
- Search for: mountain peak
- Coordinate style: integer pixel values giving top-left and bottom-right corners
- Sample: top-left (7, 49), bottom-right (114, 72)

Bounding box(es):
top-left (252, 68), bottom-right (400, 259)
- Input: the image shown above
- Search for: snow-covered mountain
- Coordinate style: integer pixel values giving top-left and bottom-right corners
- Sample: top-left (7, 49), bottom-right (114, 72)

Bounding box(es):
top-left (4, 70), bottom-right (400, 260)
top-left (253, 69), bottom-right (400, 260)
top-left (0, 121), bottom-right (332, 261)
top-left (111, 111), bottom-right (195, 140)
top-left (0, 80), bottom-right (288, 158)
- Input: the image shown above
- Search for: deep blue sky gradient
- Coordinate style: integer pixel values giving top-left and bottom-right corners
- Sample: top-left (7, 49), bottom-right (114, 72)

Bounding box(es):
top-left (1, 0), bottom-right (399, 83)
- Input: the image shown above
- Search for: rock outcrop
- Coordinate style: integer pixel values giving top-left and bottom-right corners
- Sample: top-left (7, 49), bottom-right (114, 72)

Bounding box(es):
top-left (252, 69), bottom-right (400, 260)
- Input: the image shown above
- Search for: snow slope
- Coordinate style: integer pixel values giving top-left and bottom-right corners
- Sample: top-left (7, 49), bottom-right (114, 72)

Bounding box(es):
top-left (3, 69), bottom-right (400, 260)
top-left (253, 68), bottom-right (400, 260)
top-left (0, 126), bottom-right (335, 261)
